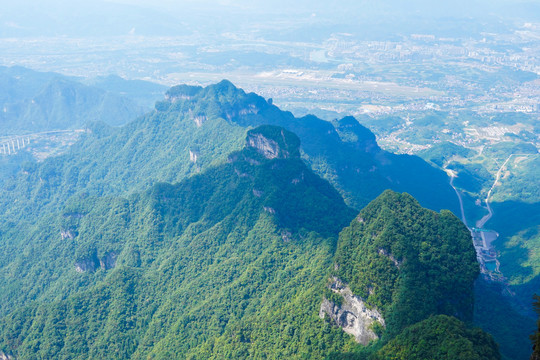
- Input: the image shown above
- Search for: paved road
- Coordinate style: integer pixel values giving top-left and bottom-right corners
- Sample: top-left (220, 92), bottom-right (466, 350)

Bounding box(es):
top-left (476, 153), bottom-right (535, 228)
top-left (449, 173), bottom-right (467, 227)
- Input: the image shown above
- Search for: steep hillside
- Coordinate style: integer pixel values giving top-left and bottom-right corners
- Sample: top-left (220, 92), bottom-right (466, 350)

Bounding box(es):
top-left (0, 81), bottom-right (499, 358)
top-left (324, 191), bottom-right (478, 339)
top-left (0, 126), bottom-right (359, 359)
top-left (0, 128), bottom-right (499, 359)
top-left (159, 81), bottom-right (459, 213)
top-left (372, 315), bottom-right (500, 360)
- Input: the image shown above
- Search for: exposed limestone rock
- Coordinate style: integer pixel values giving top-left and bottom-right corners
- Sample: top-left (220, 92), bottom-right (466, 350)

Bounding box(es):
top-left (263, 206), bottom-right (276, 214)
top-left (252, 189), bottom-right (263, 197)
top-left (62, 212), bottom-right (85, 218)
top-left (193, 115), bottom-right (206, 127)
top-left (60, 229), bottom-right (76, 240)
top-left (165, 84), bottom-right (202, 102)
top-left (189, 149), bottom-right (199, 163)
top-left (245, 125), bottom-right (300, 160)
top-left (225, 105), bottom-right (259, 121)
top-left (319, 277), bottom-right (385, 345)
top-left (247, 133), bottom-right (280, 159)
top-left (281, 230), bottom-right (292, 242)
top-left (378, 248), bottom-right (401, 268)
top-left (239, 105), bottom-right (259, 116)
top-left (75, 252), bottom-right (118, 273)
top-left (165, 94), bottom-right (193, 102)
top-left (75, 256), bottom-right (99, 273)
top-left (0, 352), bottom-right (15, 360)
top-left (99, 252), bottom-right (118, 270)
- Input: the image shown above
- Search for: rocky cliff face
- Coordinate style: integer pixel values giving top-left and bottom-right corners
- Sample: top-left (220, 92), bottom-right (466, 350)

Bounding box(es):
top-left (245, 125), bottom-right (301, 160)
top-left (99, 252), bottom-right (118, 271)
top-left (75, 251), bottom-right (118, 273)
top-left (247, 133), bottom-right (281, 159)
top-left (319, 277), bottom-right (385, 345)
top-left (75, 256), bottom-right (99, 273)
top-left (0, 352), bottom-right (15, 360)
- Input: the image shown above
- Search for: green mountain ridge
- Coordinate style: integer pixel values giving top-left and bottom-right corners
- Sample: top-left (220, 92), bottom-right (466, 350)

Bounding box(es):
top-left (159, 80), bottom-right (460, 213)
top-left (0, 80), bottom-right (504, 358)
top-left (331, 191), bottom-right (478, 338)
top-left (0, 129), bottom-right (498, 359)
top-left (1, 79), bottom-right (459, 223)
top-left (0, 126), bottom-right (356, 358)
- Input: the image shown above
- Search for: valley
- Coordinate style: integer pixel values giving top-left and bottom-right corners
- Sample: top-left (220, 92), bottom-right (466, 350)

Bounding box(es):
top-left (0, 1), bottom-right (538, 359)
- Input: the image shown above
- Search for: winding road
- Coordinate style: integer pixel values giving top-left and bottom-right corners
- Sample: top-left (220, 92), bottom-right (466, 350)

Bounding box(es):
top-left (449, 173), bottom-right (467, 227)
top-left (476, 153), bottom-right (534, 228)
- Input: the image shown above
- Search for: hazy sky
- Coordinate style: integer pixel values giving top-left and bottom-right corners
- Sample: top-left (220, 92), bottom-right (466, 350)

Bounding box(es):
top-left (1, 0), bottom-right (539, 38)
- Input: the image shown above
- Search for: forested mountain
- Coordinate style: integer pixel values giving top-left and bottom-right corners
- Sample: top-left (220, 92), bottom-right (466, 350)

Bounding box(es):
top-left (0, 127), bottom-right (498, 359)
top-left (0, 81), bottom-right (501, 359)
top-left (330, 191), bottom-right (478, 337)
top-left (160, 81), bottom-right (459, 213)
top-left (0, 66), bottom-right (163, 135)
top-left (0, 80), bottom-right (459, 222)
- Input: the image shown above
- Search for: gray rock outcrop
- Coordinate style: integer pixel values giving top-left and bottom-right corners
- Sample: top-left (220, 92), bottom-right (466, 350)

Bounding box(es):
top-left (60, 229), bottom-right (76, 240)
top-left (75, 251), bottom-right (118, 273)
top-left (75, 256), bottom-right (99, 273)
top-left (247, 133), bottom-right (281, 159)
top-left (245, 125), bottom-right (301, 160)
top-left (0, 352), bottom-right (15, 360)
top-left (319, 277), bottom-right (385, 345)
top-left (99, 252), bottom-right (118, 270)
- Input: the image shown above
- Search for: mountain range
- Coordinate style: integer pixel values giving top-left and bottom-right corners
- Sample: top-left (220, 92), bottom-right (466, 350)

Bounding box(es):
top-left (0, 79), bottom-right (509, 359)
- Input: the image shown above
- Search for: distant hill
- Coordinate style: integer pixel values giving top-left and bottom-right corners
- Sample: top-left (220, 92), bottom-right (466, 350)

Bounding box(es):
top-left (82, 74), bottom-right (167, 109)
top-left (0, 66), bottom-right (164, 136)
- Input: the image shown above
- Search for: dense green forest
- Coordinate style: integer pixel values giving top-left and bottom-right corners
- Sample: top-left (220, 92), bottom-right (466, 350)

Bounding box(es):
top-left (0, 125), bottom-right (500, 359)
top-left (332, 191), bottom-right (478, 337)
top-left (0, 80), bottom-right (507, 359)
top-left (373, 315), bottom-right (500, 360)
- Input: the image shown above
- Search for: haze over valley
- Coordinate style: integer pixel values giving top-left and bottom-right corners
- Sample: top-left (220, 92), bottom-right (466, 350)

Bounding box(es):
top-left (0, 1), bottom-right (539, 359)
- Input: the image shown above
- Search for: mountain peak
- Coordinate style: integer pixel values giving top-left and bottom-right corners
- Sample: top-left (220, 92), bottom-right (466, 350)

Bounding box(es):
top-left (214, 79), bottom-right (237, 90)
top-left (165, 84), bottom-right (203, 101)
top-left (246, 125), bottom-right (300, 159)
top-left (333, 115), bottom-right (379, 152)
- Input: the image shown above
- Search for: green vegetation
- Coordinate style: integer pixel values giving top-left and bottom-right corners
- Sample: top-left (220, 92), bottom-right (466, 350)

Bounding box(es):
top-left (373, 315), bottom-right (500, 360)
top-left (0, 127), bottom-right (360, 359)
top-left (474, 279), bottom-right (536, 360)
top-left (492, 156), bottom-right (540, 203)
top-left (0, 80), bottom-right (459, 232)
top-left (333, 191), bottom-right (478, 337)
top-left (418, 141), bottom-right (476, 167)
top-left (0, 81), bottom-right (502, 359)
top-left (531, 295), bottom-right (540, 360)
top-left (482, 142), bottom-right (538, 163)
top-left (447, 161), bottom-right (493, 195)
